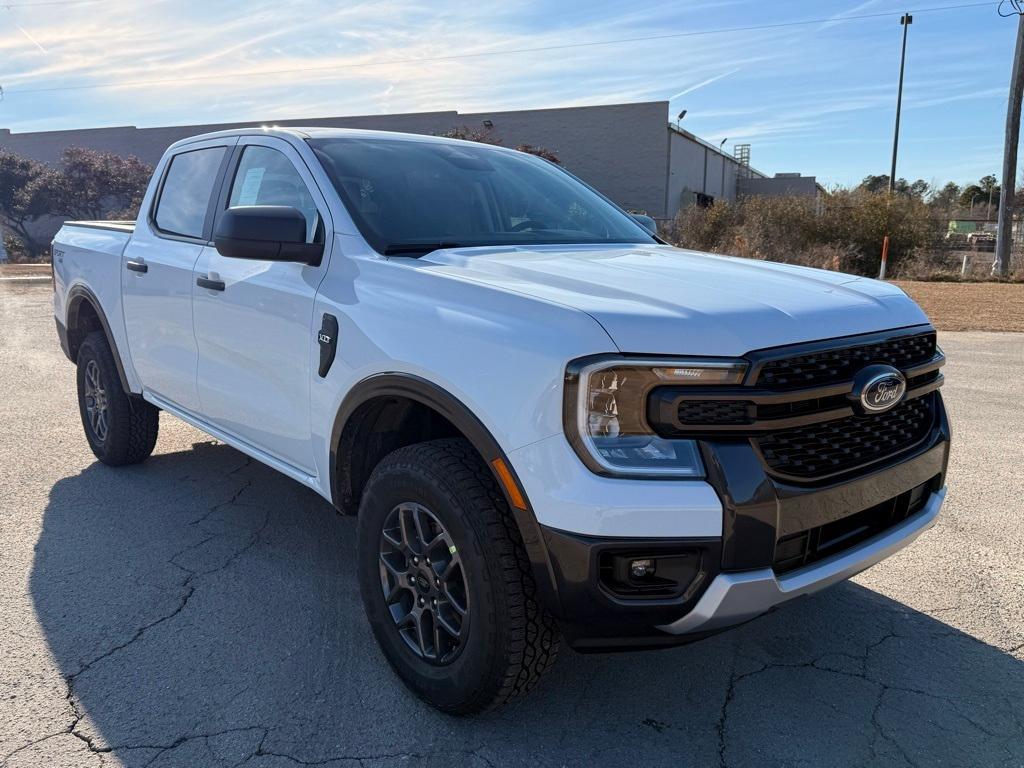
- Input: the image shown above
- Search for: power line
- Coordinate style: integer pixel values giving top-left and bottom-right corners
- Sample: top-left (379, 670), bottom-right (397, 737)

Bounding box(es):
top-left (1, 0), bottom-right (99, 6)
top-left (0, 1), bottom-right (999, 96)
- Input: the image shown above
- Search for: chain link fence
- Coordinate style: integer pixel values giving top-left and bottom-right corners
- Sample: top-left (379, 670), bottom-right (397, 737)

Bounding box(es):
top-left (905, 241), bottom-right (1024, 279)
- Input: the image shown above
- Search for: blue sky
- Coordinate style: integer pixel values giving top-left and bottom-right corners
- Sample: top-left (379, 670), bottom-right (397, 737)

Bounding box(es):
top-left (0, 0), bottom-right (1015, 187)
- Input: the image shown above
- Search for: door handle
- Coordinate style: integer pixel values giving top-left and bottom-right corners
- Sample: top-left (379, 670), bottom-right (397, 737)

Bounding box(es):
top-left (196, 275), bottom-right (225, 291)
top-left (126, 260), bottom-right (148, 274)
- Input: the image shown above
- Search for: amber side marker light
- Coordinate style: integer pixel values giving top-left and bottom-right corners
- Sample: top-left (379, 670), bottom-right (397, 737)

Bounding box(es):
top-left (491, 458), bottom-right (528, 511)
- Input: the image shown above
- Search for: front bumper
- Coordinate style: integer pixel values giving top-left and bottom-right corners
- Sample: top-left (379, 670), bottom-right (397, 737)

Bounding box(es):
top-left (536, 396), bottom-right (950, 651)
top-left (658, 487), bottom-right (944, 635)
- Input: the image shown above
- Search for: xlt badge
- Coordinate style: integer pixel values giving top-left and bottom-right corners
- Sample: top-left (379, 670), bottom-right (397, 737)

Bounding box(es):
top-left (317, 314), bottom-right (339, 378)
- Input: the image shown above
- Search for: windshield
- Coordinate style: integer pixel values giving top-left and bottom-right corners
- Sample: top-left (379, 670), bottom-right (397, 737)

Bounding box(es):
top-left (308, 137), bottom-right (656, 256)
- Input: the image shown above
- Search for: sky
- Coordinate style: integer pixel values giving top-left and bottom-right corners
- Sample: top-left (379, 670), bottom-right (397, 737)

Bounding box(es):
top-left (0, 0), bottom-right (1017, 188)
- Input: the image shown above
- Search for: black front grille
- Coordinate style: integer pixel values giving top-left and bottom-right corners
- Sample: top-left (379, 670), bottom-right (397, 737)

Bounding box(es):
top-left (756, 332), bottom-right (937, 390)
top-left (773, 476), bottom-right (938, 575)
top-left (677, 400), bottom-right (752, 425)
top-left (755, 394), bottom-right (935, 480)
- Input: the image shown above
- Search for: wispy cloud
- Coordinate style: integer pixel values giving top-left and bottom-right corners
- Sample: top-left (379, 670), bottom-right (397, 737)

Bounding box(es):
top-left (816, 0), bottom-right (888, 31)
top-left (15, 24), bottom-right (47, 54)
top-left (0, 0), bottom-right (1011, 185)
top-left (669, 68), bottom-right (741, 101)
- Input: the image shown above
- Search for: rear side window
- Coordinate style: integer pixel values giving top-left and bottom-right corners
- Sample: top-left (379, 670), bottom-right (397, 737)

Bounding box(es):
top-left (154, 147), bottom-right (226, 239)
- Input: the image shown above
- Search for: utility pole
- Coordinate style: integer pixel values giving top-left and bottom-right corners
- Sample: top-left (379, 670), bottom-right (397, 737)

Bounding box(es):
top-left (889, 13), bottom-right (913, 195)
top-left (881, 13), bottom-right (913, 279)
top-left (995, 12), bottom-right (1024, 277)
top-left (719, 137), bottom-right (728, 202)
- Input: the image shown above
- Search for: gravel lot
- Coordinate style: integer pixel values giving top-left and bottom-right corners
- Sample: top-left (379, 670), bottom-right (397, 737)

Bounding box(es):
top-left (2, 281), bottom-right (1022, 768)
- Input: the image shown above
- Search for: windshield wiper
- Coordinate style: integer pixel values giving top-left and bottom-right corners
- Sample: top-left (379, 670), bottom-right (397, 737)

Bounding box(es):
top-left (382, 242), bottom-right (466, 256)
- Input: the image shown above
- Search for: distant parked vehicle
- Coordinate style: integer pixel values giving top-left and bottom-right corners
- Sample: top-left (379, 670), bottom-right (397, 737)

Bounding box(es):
top-left (966, 231), bottom-right (996, 250)
top-left (51, 127), bottom-right (950, 713)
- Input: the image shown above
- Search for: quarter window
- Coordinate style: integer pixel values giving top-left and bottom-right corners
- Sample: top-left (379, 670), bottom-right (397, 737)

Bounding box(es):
top-left (228, 146), bottom-right (321, 242)
top-left (153, 147), bottom-right (226, 239)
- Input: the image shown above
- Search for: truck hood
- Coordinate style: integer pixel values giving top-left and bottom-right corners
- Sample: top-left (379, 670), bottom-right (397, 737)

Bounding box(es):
top-left (417, 244), bottom-right (929, 356)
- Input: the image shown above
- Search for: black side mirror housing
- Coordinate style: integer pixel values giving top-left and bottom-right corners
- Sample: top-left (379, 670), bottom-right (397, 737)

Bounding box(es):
top-left (214, 206), bottom-right (323, 265)
top-left (630, 213), bottom-right (658, 235)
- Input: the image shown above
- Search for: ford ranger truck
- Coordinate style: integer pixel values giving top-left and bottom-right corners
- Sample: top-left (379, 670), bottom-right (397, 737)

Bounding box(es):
top-left (52, 128), bottom-right (949, 714)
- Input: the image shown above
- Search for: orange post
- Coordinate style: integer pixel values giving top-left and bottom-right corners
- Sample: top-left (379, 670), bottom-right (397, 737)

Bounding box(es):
top-left (879, 235), bottom-right (890, 280)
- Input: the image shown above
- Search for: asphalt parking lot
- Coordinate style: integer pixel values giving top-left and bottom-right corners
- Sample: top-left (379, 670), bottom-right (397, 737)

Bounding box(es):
top-left (2, 280), bottom-right (1023, 768)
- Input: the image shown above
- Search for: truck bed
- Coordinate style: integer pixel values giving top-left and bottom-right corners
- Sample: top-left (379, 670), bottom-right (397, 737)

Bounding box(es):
top-left (52, 220), bottom-right (140, 390)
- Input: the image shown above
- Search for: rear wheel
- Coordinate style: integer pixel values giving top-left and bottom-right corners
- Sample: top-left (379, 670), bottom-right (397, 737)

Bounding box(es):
top-left (357, 438), bottom-right (560, 714)
top-left (76, 331), bottom-right (159, 465)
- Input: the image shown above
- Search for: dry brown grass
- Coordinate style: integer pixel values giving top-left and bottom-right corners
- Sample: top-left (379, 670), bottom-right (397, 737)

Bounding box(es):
top-left (894, 281), bottom-right (1024, 332)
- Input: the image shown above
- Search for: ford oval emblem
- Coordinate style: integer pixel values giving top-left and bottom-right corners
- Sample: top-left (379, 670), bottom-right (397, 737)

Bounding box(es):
top-left (850, 365), bottom-right (907, 414)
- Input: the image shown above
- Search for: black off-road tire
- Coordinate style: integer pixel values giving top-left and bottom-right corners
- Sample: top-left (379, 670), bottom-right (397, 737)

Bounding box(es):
top-left (356, 438), bottom-right (560, 714)
top-left (76, 331), bottom-right (159, 466)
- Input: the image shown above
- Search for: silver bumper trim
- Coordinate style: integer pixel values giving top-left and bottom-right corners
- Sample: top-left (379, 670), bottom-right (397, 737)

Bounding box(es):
top-left (658, 487), bottom-right (946, 635)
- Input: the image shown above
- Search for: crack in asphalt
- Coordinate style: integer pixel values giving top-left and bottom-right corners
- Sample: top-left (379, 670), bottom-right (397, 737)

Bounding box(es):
top-left (239, 747), bottom-right (501, 767)
top-left (187, 455), bottom-right (254, 527)
top-left (1, 472), bottom-right (273, 767)
top-left (133, 726), bottom-right (269, 768)
top-left (715, 636), bottom-right (740, 768)
top-left (708, 623), bottom-right (1024, 768)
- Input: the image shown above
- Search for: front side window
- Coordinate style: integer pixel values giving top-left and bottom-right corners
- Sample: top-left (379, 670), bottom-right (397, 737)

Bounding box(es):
top-left (228, 145), bottom-right (320, 242)
top-left (154, 147), bottom-right (225, 239)
top-left (308, 137), bottom-right (654, 255)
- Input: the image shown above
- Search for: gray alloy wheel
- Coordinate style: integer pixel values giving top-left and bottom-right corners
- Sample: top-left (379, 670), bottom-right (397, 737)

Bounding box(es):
top-left (379, 501), bottom-right (470, 665)
top-left (82, 358), bottom-right (109, 442)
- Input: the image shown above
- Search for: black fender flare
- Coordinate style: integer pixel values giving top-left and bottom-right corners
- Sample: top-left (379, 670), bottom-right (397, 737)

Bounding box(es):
top-left (65, 284), bottom-right (132, 393)
top-left (329, 373), bottom-right (562, 614)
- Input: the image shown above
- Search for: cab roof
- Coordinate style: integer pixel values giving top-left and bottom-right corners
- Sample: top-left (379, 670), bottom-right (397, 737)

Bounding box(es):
top-left (167, 126), bottom-right (511, 152)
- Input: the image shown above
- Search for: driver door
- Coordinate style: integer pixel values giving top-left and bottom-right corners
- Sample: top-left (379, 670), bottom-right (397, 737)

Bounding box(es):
top-left (192, 137), bottom-right (332, 474)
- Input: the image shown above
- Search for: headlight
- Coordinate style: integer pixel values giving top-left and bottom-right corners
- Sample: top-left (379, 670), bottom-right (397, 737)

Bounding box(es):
top-left (564, 356), bottom-right (747, 478)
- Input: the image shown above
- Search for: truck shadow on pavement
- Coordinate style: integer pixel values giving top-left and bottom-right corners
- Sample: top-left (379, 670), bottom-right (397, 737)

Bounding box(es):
top-left (29, 441), bottom-right (1024, 768)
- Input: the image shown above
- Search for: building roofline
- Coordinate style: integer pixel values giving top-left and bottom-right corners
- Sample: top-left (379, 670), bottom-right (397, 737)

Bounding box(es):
top-left (2, 101), bottom-right (672, 139)
top-left (669, 124), bottom-right (769, 178)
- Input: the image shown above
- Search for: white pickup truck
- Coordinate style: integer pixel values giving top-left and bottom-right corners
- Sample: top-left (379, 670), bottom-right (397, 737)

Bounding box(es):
top-left (52, 127), bottom-right (950, 713)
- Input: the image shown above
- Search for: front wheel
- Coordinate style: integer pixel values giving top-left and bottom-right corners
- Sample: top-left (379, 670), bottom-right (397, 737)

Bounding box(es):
top-left (356, 438), bottom-right (560, 714)
top-left (76, 331), bottom-right (159, 466)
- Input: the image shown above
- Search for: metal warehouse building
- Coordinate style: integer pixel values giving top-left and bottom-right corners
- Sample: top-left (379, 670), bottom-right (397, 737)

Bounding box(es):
top-left (1, 100), bottom-right (817, 223)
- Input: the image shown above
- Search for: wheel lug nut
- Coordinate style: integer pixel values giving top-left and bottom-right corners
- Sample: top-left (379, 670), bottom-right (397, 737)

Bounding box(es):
top-left (432, 598), bottom-right (437, 607)
top-left (434, 578), bottom-right (440, 586)
top-left (412, 556), bottom-right (419, 565)
top-left (419, 597), bottom-right (425, 606)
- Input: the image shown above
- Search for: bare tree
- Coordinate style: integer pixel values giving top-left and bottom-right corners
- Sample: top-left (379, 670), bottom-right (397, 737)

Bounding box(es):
top-left (440, 127), bottom-right (561, 163)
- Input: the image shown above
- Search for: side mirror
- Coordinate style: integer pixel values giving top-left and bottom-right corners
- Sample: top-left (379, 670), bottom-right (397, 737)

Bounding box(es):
top-left (631, 213), bottom-right (658, 235)
top-left (214, 206), bottom-right (323, 265)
